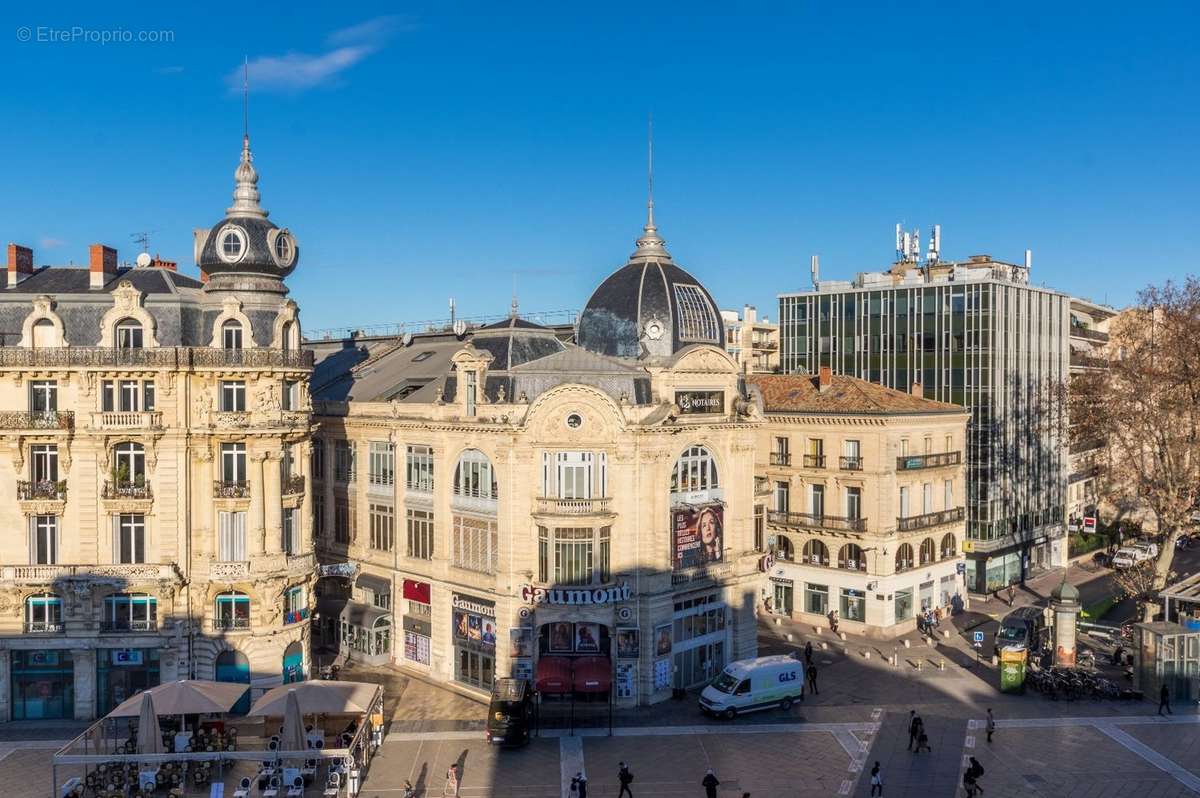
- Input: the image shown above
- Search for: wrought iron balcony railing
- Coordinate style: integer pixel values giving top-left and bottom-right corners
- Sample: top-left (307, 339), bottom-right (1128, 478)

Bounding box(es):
top-left (0, 411), bottom-right (73, 430)
top-left (896, 506), bottom-right (966, 532)
top-left (18, 480), bottom-right (66, 501)
top-left (214, 480), bottom-right (250, 499)
top-left (767, 510), bottom-right (867, 533)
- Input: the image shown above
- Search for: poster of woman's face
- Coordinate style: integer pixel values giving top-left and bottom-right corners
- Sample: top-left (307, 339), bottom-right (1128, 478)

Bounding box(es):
top-left (454, 612), bottom-right (469, 640)
top-left (698, 507), bottom-right (723, 563)
top-left (510, 628), bottom-right (532, 658)
top-left (482, 620), bottom-right (497, 647)
top-left (616, 628), bottom-right (640, 659)
top-left (549, 621), bottom-right (574, 653)
top-left (655, 624), bottom-right (672, 657)
top-left (575, 622), bottom-right (600, 653)
top-left (467, 615), bottom-right (482, 642)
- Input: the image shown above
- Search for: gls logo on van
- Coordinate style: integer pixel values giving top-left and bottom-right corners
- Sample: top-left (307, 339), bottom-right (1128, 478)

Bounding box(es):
top-left (777, 670), bottom-right (798, 683)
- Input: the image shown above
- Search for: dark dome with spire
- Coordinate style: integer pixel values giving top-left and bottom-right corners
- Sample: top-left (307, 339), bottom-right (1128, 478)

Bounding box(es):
top-left (195, 135), bottom-right (299, 283)
top-left (577, 209), bottom-right (723, 360)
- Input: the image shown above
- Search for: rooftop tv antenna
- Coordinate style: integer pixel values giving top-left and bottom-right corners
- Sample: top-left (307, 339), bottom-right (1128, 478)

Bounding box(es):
top-left (810, 255), bottom-right (820, 290)
top-left (131, 231), bottom-right (155, 254)
top-left (242, 55), bottom-right (249, 141)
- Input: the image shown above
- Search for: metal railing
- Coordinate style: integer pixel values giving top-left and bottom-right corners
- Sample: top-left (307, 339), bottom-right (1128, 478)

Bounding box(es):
top-left (896, 451), bottom-right (961, 470)
top-left (839, 456), bottom-right (863, 471)
top-left (102, 481), bottom-right (152, 500)
top-left (769, 452), bottom-right (791, 466)
top-left (896, 506), bottom-right (966, 532)
top-left (1070, 353), bottom-right (1108, 369)
top-left (24, 621), bottom-right (64, 633)
top-left (100, 619), bottom-right (157, 633)
top-left (0, 411), bottom-right (73, 430)
top-left (283, 474), bottom-right (306, 495)
top-left (535, 496), bottom-right (613, 515)
top-left (767, 510), bottom-right (867, 533)
top-left (1070, 326), bottom-right (1109, 342)
top-left (214, 480), bottom-right (250, 499)
top-left (283, 607), bottom-right (310, 625)
top-left (0, 346), bottom-right (313, 369)
top-left (212, 616), bottom-right (251, 631)
top-left (18, 480), bottom-right (67, 501)
top-left (802, 454), bottom-right (826, 468)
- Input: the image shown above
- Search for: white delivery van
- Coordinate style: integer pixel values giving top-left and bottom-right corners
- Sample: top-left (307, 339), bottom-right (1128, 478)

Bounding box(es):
top-left (699, 655), bottom-right (804, 719)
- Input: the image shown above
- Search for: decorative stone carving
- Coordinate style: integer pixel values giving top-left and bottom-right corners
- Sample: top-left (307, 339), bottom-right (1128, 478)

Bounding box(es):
top-left (194, 391), bottom-right (212, 424)
top-left (210, 562), bottom-right (250, 581)
top-left (98, 282), bottom-right (160, 348)
top-left (18, 295), bottom-right (67, 349)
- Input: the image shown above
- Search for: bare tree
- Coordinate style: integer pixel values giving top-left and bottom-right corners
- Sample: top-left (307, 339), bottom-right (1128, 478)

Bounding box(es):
top-left (1110, 561), bottom-right (1179, 622)
top-left (1071, 277), bottom-right (1200, 620)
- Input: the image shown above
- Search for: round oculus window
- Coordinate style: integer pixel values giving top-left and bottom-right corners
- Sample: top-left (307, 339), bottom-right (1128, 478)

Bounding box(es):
top-left (644, 319), bottom-right (664, 340)
top-left (565, 413), bottom-right (583, 429)
top-left (273, 231), bottom-right (296, 266)
top-left (218, 226), bottom-right (247, 263)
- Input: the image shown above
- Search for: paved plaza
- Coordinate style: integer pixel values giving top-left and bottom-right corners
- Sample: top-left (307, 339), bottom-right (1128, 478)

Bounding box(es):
top-left (14, 604), bottom-right (1200, 798)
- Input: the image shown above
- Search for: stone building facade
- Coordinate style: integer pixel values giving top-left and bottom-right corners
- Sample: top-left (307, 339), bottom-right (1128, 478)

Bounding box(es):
top-left (309, 211), bottom-right (762, 705)
top-left (0, 134), bottom-right (314, 720)
top-left (749, 370), bottom-right (969, 637)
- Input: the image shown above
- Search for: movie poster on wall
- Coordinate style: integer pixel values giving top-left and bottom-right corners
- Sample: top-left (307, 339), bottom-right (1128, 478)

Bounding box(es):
top-left (672, 504), bottom-right (725, 569)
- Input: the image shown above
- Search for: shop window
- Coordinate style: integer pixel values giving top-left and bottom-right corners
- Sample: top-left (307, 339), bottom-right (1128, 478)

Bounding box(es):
top-left (894, 588), bottom-right (914, 622)
top-left (840, 588), bottom-right (866, 622)
top-left (214, 591), bottom-right (251, 630)
top-left (804, 583), bottom-right (829, 615)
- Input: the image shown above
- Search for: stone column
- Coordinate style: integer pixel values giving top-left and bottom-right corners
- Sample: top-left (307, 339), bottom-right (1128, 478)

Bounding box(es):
top-left (299, 441), bottom-right (313, 555)
top-left (72, 648), bottom-right (96, 721)
top-left (196, 444), bottom-right (214, 561)
top-left (248, 450), bottom-right (266, 557)
top-left (264, 450), bottom-right (283, 555)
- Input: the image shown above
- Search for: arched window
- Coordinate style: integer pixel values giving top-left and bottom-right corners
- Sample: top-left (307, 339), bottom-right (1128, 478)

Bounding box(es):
top-left (671, 445), bottom-right (720, 494)
top-left (453, 449), bottom-right (498, 502)
top-left (102, 593), bottom-right (157, 632)
top-left (283, 641), bottom-right (304, 684)
top-left (919, 538), bottom-right (936, 566)
top-left (895, 543), bottom-right (914, 573)
top-left (281, 320), bottom-right (298, 351)
top-left (214, 591), bottom-right (250, 631)
top-left (111, 442), bottom-right (146, 488)
top-left (25, 593), bottom-right (62, 633)
top-left (776, 535), bottom-right (794, 561)
top-left (371, 615), bottom-right (392, 658)
top-left (115, 318), bottom-right (143, 350)
top-left (222, 319), bottom-right (244, 350)
top-left (802, 539), bottom-right (830, 566)
top-left (838, 543), bottom-right (866, 572)
top-left (31, 318), bottom-right (59, 349)
top-left (940, 533), bottom-right (957, 560)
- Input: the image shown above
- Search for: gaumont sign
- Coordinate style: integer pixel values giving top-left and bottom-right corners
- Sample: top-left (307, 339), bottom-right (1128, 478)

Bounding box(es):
top-left (520, 583), bottom-right (633, 606)
top-left (675, 390), bottom-right (724, 415)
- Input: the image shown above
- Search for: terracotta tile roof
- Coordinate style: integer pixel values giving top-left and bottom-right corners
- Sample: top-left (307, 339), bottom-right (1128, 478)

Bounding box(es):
top-left (747, 374), bottom-right (965, 415)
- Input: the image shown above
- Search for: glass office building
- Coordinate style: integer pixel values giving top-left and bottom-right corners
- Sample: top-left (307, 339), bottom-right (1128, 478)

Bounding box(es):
top-left (779, 257), bottom-right (1069, 593)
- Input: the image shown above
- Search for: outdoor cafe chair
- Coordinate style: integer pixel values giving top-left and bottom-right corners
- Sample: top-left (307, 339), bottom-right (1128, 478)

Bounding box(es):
top-left (233, 778), bottom-right (252, 798)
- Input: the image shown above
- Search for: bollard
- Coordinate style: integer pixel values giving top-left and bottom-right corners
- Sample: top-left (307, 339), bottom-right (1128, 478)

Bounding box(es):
top-left (838, 632), bottom-right (847, 641)
top-left (916, 659), bottom-right (922, 671)
top-left (774, 617), bottom-right (782, 626)
top-left (820, 641), bottom-right (829, 650)
top-left (862, 650), bottom-right (871, 659)
top-left (938, 658), bottom-right (945, 671)
top-left (990, 654), bottom-right (997, 666)
top-left (904, 639), bottom-right (911, 649)
top-left (942, 629), bottom-right (952, 639)
top-left (815, 626), bottom-right (823, 635)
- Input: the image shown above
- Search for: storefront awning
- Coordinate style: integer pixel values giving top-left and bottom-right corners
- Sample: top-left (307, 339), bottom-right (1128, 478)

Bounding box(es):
top-left (341, 600), bottom-right (390, 628)
top-left (572, 656), bottom-right (612, 694)
top-left (535, 656), bottom-right (572, 694)
top-left (356, 573), bottom-right (391, 595)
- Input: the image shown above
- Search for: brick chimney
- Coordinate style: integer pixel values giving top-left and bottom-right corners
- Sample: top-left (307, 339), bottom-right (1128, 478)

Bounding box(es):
top-left (151, 254), bottom-right (177, 271)
top-left (89, 244), bottom-right (118, 288)
top-left (818, 365), bottom-right (833, 392)
top-left (7, 243), bottom-right (34, 287)
top-left (911, 378), bottom-right (924, 397)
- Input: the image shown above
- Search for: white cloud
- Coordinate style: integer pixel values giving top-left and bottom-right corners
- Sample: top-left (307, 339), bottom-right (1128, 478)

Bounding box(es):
top-left (229, 15), bottom-right (411, 93)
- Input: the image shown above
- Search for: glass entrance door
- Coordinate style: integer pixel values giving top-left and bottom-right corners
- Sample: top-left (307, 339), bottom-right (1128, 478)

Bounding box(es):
top-left (773, 582), bottom-right (794, 615)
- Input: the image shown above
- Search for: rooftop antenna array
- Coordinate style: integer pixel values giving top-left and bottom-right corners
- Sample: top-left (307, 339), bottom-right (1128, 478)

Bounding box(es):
top-left (895, 223), bottom-right (940, 265)
top-left (810, 255), bottom-right (820, 290)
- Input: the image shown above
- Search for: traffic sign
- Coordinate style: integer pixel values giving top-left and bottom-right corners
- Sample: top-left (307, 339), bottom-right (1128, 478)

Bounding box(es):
top-left (1083, 517), bottom-right (1097, 531)
top-left (973, 631), bottom-right (985, 644)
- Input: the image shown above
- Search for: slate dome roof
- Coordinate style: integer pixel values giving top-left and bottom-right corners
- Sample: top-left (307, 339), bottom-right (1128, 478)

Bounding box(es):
top-left (577, 213), bottom-right (722, 360)
top-left (471, 314), bottom-right (566, 370)
top-left (197, 136), bottom-right (298, 280)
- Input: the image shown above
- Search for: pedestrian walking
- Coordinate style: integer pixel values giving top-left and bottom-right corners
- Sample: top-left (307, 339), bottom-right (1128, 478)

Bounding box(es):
top-left (1006, 584), bottom-right (1016, 608)
top-left (806, 662), bottom-right (819, 694)
top-left (964, 757), bottom-right (984, 794)
top-left (907, 711), bottom-right (920, 751)
top-left (869, 762), bottom-right (884, 796)
top-left (574, 772), bottom-right (587, 798)
top-left (617, 762), bottom-right (634, 798)
top-left (986, 708), bottom-right (995, 743)
top-left (702, 769), bottom-right (720, 798)
top-left (569, 775), bottom-right (580, 798)
top-left (828, 610), bottom-right (840, 634)
top-left (1159, 684), bottom-right (1173, 716)
top-left (803, 640), bottom-right (814, 666)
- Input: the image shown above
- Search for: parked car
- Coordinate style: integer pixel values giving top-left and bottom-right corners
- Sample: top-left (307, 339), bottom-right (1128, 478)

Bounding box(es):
top-left (994, 606), bottom-right (1049, 653)
top-left (1111, 543), bottom-right (1156, 569)
top-left (700, 655), bottom-right (805, 719)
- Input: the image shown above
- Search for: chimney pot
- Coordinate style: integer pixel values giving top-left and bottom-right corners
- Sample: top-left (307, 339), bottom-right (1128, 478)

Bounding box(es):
top-left (911, 379), bottom-right (923, 397)
top-left (89, 244), bottom-right (118, 288)
top-left (818, 365), bottom-right (833, 391)
top-left (7, 243), bottom-right (34, 285)
top-left (151, 255), bottom-right (177, 272)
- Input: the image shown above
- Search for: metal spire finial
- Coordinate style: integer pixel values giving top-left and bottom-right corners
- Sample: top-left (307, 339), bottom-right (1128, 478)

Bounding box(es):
top-left (510, 274), bottom-right (519, 319)
top-left (227, 57), bottom-right (268, 219)
top-left (632, 113), bottom-right (670, 260)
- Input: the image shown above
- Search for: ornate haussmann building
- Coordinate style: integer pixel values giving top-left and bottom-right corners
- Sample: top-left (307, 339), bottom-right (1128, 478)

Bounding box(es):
top-left (0, 134), bottom-right (314, 720)
top-left (310, 211), bottom-right (762, 705)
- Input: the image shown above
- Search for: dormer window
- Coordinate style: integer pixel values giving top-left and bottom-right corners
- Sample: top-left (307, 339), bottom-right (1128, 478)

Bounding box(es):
top-left (115, 319), bottom-right (143, 350)
top-left (222, 320), bottom-right (243, 350)
top-left (273, 232), bottom-right (295, 266)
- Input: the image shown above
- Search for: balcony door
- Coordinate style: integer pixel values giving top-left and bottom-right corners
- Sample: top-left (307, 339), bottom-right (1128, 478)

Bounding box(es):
top-left (810, 484), bottom-right (825, 517)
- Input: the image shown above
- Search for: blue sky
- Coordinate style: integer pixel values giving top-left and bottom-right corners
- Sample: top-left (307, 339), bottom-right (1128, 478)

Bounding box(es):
top-left (3, 2), bottom-right (1197, 332)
